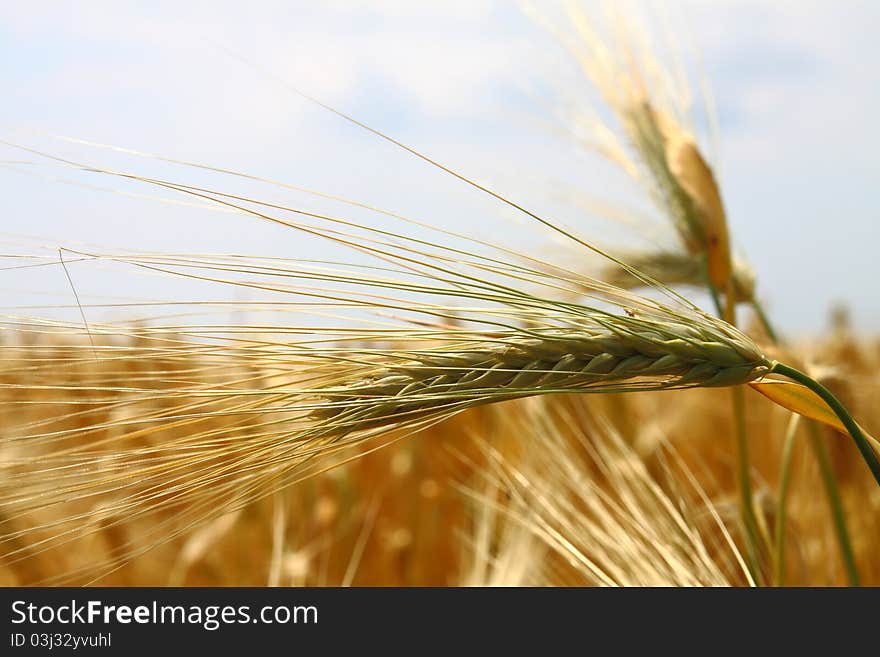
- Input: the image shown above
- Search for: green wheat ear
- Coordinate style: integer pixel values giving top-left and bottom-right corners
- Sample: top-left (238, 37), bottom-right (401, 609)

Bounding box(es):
top-left (312, 322), bottom-right (768, 436)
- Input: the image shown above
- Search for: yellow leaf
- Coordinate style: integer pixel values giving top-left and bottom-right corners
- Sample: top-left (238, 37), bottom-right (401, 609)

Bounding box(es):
top-left (750, 380), bottom-right (880, 451)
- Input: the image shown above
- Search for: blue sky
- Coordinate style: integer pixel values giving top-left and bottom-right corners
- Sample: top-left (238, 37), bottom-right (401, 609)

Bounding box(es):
top-left (1, 1), bottom-right (878, 334)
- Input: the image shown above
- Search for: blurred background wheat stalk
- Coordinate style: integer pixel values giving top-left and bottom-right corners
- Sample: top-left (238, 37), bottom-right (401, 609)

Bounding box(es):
top-left (1, 2), bottom-right (878, 586)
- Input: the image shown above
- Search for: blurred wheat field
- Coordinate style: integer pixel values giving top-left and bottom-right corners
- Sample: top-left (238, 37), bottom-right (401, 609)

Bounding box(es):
top-left (2, 3), bottom-right (879, 588)
top-left (2, 318), bottom-right (878, 586)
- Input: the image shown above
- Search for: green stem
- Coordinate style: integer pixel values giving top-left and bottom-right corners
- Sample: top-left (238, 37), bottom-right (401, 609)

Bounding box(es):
top-left (750, 298), bottom-right (779, 343)
top-left (773, 414), bottom-right (800, 586)
top-left (702, 255), bottom-right (725, 319)
top-left (805, 421), bottom-right (861, 586)
top-left (770, 361), bottom-right (880, 487)
top-left (708, 283), bottom-right (724, 318)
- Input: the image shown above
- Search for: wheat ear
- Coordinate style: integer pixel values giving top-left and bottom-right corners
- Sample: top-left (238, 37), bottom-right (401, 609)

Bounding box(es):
top-left (314, 324), bottom-right (768, 435)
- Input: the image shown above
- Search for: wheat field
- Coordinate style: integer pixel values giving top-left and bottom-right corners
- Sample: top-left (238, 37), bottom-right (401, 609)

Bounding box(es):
top-left (1, 2), bottom-right (878, 587)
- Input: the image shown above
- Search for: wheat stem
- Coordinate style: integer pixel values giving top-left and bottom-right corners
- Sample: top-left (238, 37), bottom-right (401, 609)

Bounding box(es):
top-left (704, 271), bottom-right (763, 582)
top-left (750, 298), bottom-right (779, 343)
top-left (722, 282), bottom-right (767, 583)
top-left (731, 384), bottom-right (763, 583)
top-left (805, 421), bottom-right (860, 585)
top-left (703, 257), bottom-right (724, 319)
top-left (773, 413), bottom-right (800, 586)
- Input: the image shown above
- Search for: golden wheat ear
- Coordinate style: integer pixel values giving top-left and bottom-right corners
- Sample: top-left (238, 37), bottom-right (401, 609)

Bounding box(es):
top-left (524, 4), bottom-right (757, 318)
